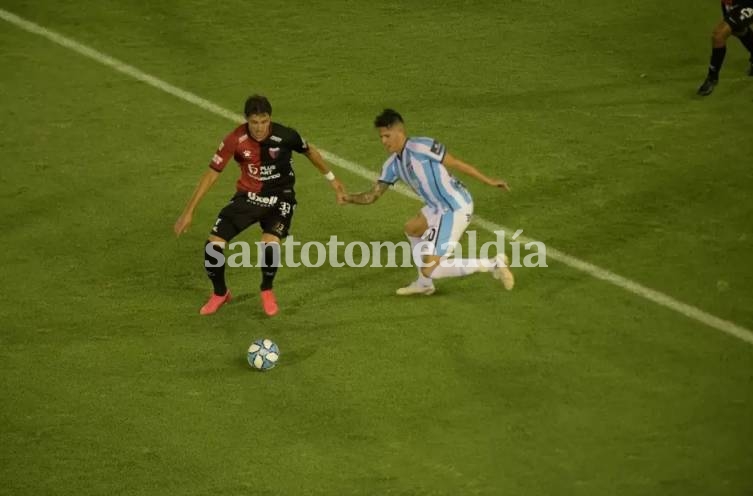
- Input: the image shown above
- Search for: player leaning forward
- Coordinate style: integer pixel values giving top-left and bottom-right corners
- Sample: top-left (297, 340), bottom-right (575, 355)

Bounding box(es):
top-left (174, 95), bottom-right (345, 316)
top-left (343, 109), bottom-right (514, 295)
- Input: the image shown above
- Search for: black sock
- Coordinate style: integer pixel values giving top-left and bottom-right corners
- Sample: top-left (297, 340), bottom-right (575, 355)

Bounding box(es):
top-left (707, 46), bottom-right (727, 80)
top-left (204, 241), bottom-right (227, 296)
top-left (260, 243), bottom-right (280, 291)
top-left (735, 30), bottom-right (753, 60)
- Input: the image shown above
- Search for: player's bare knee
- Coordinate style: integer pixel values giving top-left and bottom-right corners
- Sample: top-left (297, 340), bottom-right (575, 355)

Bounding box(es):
top-left (207, 235), bottom-right (227, 247)
top-left (712, 23), bottom-right (731, 46)
top-left (260, 234), bottom-right (281, 245)
top-left (404, 217), bottom-right (428, 237)
top-left (404, 223), bottom-right (422, 237)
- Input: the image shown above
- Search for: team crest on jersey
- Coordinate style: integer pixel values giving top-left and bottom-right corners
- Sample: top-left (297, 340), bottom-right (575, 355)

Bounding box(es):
top-left (269, 147), bottom-right (280, 159)
top-left (243, 150), bottom-right (253, 159)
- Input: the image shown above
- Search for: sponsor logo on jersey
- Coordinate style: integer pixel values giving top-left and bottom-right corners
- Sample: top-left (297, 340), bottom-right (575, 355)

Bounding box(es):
top-left (247, 192), bottom-right (279, 205)
top-left (260, 173), bottom-right (282, 181)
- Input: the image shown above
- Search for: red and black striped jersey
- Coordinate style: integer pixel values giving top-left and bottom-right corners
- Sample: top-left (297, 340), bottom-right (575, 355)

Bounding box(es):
top-left (209, 122), bottom-right (308, 194)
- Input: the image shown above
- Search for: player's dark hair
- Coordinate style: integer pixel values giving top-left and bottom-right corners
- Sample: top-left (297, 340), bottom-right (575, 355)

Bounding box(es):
top-left (374, 108), bottom-right (404, 128)
top-left (244, 95), bottom-right (272, 117)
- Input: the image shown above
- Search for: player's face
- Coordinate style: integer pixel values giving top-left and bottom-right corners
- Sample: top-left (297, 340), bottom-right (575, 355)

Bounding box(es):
top-left (378, 125), bottom-right (405, 154)
top-left (247, 113), bottom-right (271, 141)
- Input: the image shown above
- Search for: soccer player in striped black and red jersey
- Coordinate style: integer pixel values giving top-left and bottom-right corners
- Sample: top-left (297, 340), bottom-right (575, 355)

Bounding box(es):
top-left (174, 95), bottom-right (345, 316)
top-left (697, 0), bottom-right (753, 95)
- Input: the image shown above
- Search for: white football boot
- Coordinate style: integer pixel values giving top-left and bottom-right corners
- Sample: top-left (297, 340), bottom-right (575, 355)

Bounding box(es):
top-left (396, 281), bottom-right (436, 296)
top-left (493, 254), bottom-right (515, 290)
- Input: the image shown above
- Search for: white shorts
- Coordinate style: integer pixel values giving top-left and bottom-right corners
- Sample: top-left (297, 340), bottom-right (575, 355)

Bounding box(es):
top-left (421, 203), bottom-right (473, 257)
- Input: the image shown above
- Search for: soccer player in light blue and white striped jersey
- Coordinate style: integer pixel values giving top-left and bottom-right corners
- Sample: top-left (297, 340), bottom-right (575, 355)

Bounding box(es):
top-left (343, 109), bottom-right (514, 295)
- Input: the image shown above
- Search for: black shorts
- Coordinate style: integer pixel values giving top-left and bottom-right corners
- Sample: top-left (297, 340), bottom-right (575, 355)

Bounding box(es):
top-left (722, 1), bottom-right (753, 31)
top-left (210, 190), bottom-right (296, 241)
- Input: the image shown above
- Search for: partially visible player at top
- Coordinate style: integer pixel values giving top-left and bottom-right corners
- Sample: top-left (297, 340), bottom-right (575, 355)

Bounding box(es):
top-left (174, 95), bottom-right (345, 316)
top-left (697, 0), bottom-right (753, 95)
top-left (341, 109), bottom-right (514, 295)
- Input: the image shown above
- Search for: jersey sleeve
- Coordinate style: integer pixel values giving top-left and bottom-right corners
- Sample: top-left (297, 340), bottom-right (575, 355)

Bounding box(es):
top-left (208, 131), bottom-right (238, 172)
top-left (377, 157), bottom-right (399, 185)
top-left (409, 137), bottom-right (446, 163)
top-left (426, 139), bottom-right (446, 163)
top-left (286, 128), bottom-right (310, 154)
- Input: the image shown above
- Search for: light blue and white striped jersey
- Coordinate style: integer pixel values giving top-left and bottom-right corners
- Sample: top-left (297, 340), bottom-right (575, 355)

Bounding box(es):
top-left (378, 137), bottom-right (473, 212)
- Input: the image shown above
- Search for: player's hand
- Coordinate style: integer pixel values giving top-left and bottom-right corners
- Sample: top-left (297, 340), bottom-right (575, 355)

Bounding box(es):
top-left (488, 179), bottom-right (510, 191)
top-left (174, 213), bottom-right (193, 237)
top-left (331, 179), bottom-right (347, 204)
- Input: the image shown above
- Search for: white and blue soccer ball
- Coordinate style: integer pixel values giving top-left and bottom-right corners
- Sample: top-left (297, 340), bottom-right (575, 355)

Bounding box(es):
top-left (247, 339), bottom-right (280, 371)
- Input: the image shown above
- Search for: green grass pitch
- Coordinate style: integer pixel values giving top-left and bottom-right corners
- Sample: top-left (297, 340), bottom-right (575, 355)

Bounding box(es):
top-left (1, 1), bottom-right (752, 494)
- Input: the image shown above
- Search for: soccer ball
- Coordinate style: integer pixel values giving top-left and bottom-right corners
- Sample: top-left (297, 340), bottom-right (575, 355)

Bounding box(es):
top-left (247, 339), bottom-right (280, 371)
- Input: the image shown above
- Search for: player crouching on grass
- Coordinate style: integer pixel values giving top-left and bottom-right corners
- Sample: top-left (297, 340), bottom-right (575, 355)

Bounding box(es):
top-left (174, 95), bottom-right (346, 316)
top-left (341, 109), bottom-right (514, 295)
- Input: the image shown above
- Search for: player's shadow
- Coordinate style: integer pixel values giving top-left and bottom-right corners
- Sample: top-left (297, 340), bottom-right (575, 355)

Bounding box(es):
top-left (226, 291), bottom-right (254, 304)
top-left (220, 291), bottom-right (273, 318)
top-left (277, 346), bottom-right (317, 366)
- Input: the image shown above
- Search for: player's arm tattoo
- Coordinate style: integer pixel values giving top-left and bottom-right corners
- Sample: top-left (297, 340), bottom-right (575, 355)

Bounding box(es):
top-left (345, 181), bottom-right (390, 205)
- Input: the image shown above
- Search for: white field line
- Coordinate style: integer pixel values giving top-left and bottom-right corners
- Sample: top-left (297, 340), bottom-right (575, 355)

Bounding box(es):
top-left (2, 8), bottom-right (752, 346)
